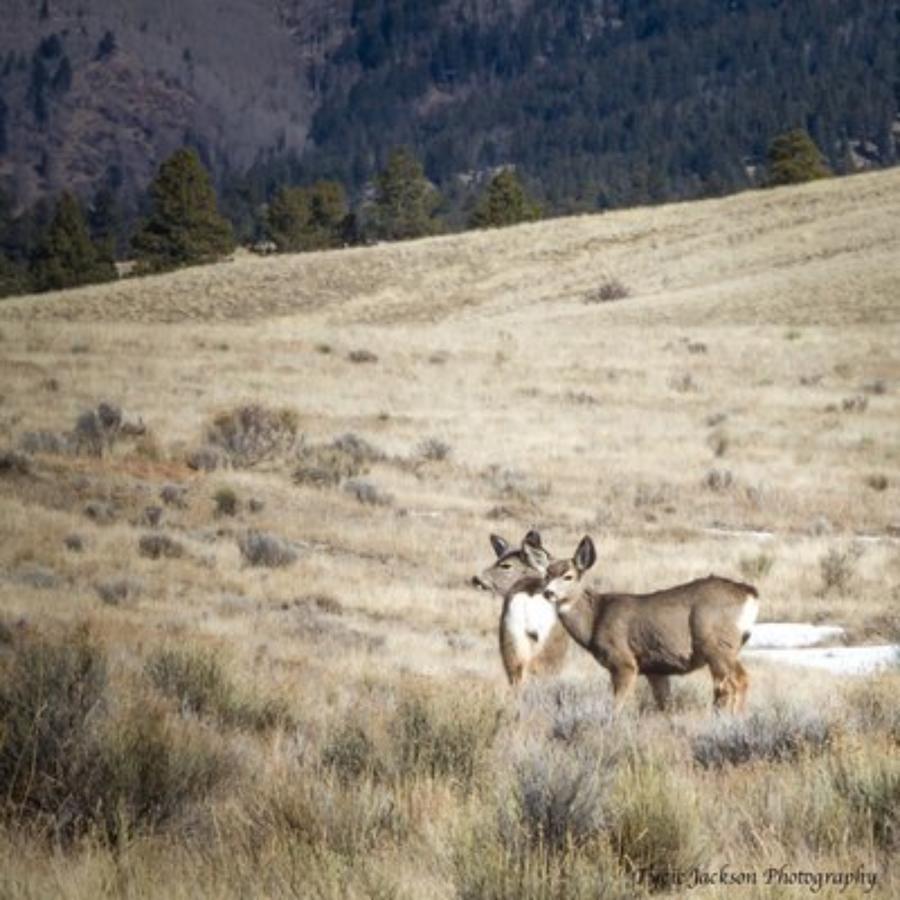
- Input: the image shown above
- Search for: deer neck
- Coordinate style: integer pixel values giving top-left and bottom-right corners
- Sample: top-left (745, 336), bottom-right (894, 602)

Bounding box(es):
top-left (556, 589), bottom-right (595, 649)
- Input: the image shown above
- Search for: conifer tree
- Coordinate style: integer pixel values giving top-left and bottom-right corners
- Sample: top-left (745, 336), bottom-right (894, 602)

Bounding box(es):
top-left (469, 169), bottom-right (541, 229)
top-left (132, 148), bottom-right (234, 271)
top-left (370, 149), bottom-right (440, 241)
top-left (765, 129), bottom-right (832, 187)
top-left (30, 192), bottom-right (116, 292)
top-left (266, 181), bottom-right (348, 252)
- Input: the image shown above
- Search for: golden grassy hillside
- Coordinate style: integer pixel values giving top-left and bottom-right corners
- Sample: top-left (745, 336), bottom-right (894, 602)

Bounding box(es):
top-left (0, 169), bottom-right (898, 898)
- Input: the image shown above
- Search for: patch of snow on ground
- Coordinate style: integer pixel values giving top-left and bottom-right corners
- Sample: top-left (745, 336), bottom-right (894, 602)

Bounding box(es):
top-left (745, 645), bottom-right (899, 675)
top-left (746, 623), bottom-right (845, 649)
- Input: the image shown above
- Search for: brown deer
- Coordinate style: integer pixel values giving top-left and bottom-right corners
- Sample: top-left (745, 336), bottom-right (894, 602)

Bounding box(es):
top-left (472, 531), bottom-right (570, 687)
top-left (541, 536), bottom-right (759, 713)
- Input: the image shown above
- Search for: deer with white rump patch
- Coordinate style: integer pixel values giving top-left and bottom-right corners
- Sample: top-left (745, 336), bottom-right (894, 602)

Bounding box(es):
top-left (541, 536), bottom-right (759, 713)
top-left (472, 531), bottom-right (569, 687)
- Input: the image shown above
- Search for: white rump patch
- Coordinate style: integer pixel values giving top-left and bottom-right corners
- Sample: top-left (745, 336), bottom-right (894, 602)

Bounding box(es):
top-left (507, 592), bottom-right (558, 646)
top-left (736, 595), bottom-right (760, 634)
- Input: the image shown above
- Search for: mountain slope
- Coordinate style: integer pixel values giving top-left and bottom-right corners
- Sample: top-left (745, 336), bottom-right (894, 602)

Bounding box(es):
top-left (0, 0), bottom-right (897, 215)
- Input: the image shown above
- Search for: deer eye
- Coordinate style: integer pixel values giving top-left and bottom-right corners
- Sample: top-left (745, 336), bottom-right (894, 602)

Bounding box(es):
top-left (564, 574), bottom-right (574, 581)
top-left (499, 562), bottom-right (513, 570)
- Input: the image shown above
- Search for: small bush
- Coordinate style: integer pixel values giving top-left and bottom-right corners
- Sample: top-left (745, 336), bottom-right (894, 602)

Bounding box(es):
top-left (344, 478), bottom-right (392, 506)
top-left (19, 430), bottom-right (70, 455)
top-left (84, 500), bottom-right (116, 524)
top-left (418, 437), bottom-right (452, 461)
top-left (502, 739), bottom-right (611, 853)
top-left (64, 533), bottom-right (84, 552)
top-left (819, 545), bottom-right (862, 596)
top-left (145, 646), bottom-right (290, 732)
top-left (322, 722), bottom-right (382, 782)
top-left (668, 372), bottom-right (698, 393)
top-left (348, 349), bottom-right (378, 364)
top-left (584, 278), bottom-right (630, 303)
top-left (160, 484), bottom-right (188, 507)
top-left (293, 434), bottom-right (383, 488)
top-left (0, 450), bottom-right (30, 476)
top-left (611, 752), bottom-right (706, 881)
top-left (841, 395), bottom-right (868, 413)
top-left (213, 486), bottom-right (240, 516)
top-left (865, 473), bottom-right (888, 492)
top-left (186, 446), bottom-right (221, 472)
top-left (138, 533), bottom-right (185, 560)
top-left (73, 402), bottom-right (122, 457)
top-left (738, 552), bottom-right (774, 582)
top-left (237, 530), bottom-right (298, 567)
top-left (832, 748), bottom-right (900, 850)
top-left (389, 690), bottom-right (501, 790)
top-left (0, 627), bottom-right (230, 844)
top-left (95, 577), bottom-right (142, 606)
top-left (205, 404), bottom-right (299, 468)
top-left (703, 467), bottom-right (733, 491)
top-left (692, 704), bottom-right (834, 769)
top-left (141, 505), bottom-right (164, 527)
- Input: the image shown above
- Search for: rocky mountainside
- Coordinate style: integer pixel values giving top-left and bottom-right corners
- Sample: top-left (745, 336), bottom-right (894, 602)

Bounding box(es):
top-left (0, 0), bottom-right (352, 207)
top-left (0, 0), bottom-right (897, 215)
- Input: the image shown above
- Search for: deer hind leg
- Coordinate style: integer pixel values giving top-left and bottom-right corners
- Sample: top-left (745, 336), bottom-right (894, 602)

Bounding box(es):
top-left (647, 674), bottom-right (672, 712)
top-left (730, 660), bottom-right (750, 713)
top-left (708, 658), bottom-right (738, 713)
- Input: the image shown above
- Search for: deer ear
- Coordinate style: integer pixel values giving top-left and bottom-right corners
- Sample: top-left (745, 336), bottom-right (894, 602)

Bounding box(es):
top-left (521, 537), bottom-right (550, 574)
top-left (490, 534), bottom-right (510, 558)
top-left (574, 535), bottom-right (596, 573)
top-left (523, 529), bottom-right (542, 548)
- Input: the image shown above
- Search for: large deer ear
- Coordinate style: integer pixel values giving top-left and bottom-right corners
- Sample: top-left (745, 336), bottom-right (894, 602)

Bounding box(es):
top-left (521, 535), bottom-right (550, 573)
top-left (574, 535), bottom-right (596, 573)
top-left (490, 534), bottom-right (510, 558)
top-left (523, 529), bottom-right (542, 548)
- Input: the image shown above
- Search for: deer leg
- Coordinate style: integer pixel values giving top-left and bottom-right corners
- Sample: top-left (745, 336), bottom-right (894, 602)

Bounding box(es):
top-left (647, 674), bottom-right (672, 712)
top-left (708, 658), bottom-right (736, 713)
top-left (610, 664), bottom-right (638, 714)
top-left (731, 660), bottom-right (750, 713)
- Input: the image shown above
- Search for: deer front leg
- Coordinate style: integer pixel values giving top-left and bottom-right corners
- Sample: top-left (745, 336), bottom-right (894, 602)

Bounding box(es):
top-left (647, 674), bottom-right (672, 712)
top-left (610, 664), bottom-right (638, 714)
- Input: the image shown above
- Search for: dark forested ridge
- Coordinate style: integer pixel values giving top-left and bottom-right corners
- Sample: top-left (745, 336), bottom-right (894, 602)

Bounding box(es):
top-left (0, 0), bottom-right (897, 231)
top-left (301, 0), bottom-right (898, 211)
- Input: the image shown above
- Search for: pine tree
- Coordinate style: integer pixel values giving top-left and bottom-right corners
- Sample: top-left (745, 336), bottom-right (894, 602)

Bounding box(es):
top-left (132, 148), bottom-right (234, 272)
top-left (765, 129), bottom-right (833, 187)
top-left (266, 181), bottom-right (347, 252)
top-left (469, 169), bottom-right (541, 229)
top-left (370, 149), bottom-right (440, 241)
top-left (30, 192), bottom-right (116, 292)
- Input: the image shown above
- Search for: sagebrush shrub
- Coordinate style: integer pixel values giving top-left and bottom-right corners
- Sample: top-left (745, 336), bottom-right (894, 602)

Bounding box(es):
top-left (692, 704), bottom-right (834, 769)
top-left (205, 404), bottom-right (299, 468)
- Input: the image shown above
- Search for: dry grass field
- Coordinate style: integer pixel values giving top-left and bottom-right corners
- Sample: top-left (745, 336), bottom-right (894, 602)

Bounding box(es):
top-left (0, 169), bottom-right (899, 898)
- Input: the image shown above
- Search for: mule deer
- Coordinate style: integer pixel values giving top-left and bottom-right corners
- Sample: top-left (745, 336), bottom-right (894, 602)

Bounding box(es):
top-left (541, 536), bottom-right (759, 713)
top-left (472, 531), bottom-right (570, 687)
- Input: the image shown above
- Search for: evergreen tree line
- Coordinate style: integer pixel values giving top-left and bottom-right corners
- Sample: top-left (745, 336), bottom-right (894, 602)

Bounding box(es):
top-left (0, 130), bottom-right (834, 299)
top-left (291, 0), bottom-right (897, 213)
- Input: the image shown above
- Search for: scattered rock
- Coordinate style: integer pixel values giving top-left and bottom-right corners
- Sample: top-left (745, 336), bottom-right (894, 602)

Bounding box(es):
top-left (248, 497), bottom-right (265, 513)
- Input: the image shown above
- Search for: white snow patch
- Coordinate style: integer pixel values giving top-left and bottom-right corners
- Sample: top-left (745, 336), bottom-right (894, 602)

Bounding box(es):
top-left (745, 645), bottom-right (899, 675)
top-left (746, 622), bottom-right (845, 649)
